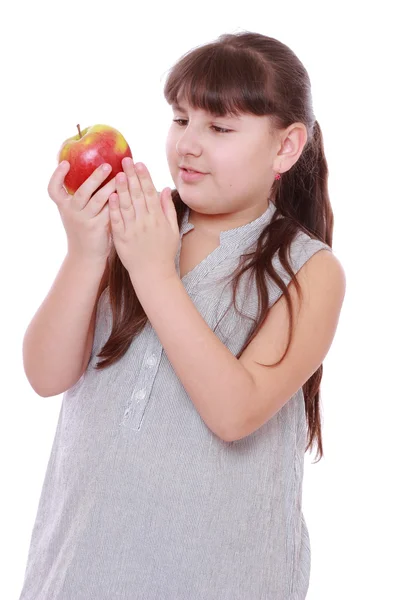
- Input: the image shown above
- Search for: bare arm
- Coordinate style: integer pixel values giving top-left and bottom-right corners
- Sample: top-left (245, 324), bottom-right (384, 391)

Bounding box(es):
top-left (23, 254), bottom-right (109, 397)
top-left (80, 259), bottom-right (109, 375)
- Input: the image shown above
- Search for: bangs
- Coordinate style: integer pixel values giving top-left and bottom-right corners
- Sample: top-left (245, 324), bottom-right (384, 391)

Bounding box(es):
top-left (164, 43), bottom-right (278, 119)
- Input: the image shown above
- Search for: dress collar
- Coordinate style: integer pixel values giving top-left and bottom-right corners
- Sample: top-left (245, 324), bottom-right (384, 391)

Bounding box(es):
top-left (180, 201), bottom-right (277, 244)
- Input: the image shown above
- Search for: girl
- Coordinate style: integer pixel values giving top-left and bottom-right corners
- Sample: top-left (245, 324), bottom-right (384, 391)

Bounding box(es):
top-left (20, 31), bottom-right (346, 600)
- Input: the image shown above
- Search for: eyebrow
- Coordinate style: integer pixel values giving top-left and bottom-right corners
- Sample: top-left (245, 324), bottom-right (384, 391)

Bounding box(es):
top-left (171, 102), bottom-right (241, 120)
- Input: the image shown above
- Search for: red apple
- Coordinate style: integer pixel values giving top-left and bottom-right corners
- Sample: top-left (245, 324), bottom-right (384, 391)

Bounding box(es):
top-left (57, 124), bottom-right (133, 195)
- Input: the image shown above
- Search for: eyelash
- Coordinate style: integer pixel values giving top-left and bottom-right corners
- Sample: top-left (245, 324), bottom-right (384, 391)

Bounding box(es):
top-left (172, 119), bottom-right (232, 134)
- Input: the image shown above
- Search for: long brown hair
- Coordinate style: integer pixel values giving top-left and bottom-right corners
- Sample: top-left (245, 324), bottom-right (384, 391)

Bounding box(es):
top-left (94, 31), bottom-right (333, 462)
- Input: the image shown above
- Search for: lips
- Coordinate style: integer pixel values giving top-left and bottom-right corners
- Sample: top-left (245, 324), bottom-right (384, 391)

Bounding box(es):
top-left (179, 166), bottom-right (205, 174)
top-left (179, 168), bottom-right (207, 182)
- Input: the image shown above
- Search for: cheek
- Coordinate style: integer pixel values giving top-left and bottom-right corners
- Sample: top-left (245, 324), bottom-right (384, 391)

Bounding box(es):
top-left (221, 159), bottom-right (260, 194)
top-left (165, 132), bottom-right (176, 161)
top-left (220, 150), bottom-right (242, 172)
top-left (218, 157), bottom-right (244, 184)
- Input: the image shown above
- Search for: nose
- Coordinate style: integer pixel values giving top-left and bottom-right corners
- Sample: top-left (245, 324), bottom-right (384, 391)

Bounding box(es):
top-left (175, 124), bottom-right (203, 157)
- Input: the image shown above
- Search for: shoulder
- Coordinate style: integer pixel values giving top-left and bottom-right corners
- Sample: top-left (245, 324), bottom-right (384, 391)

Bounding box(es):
top-left (295, 246), bottom-right (346, 302)
top-left (267, 228), bottom-right (345, 305)
top-left (288, 226), bottom-right (345, 287)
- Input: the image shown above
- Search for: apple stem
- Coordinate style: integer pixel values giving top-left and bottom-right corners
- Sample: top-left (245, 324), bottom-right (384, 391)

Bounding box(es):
top-left (76, 124), bottom-right (82, 139)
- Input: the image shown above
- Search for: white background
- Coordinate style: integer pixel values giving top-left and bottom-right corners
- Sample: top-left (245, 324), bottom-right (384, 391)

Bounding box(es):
top-left (1, 0), bottom-right (399, 598)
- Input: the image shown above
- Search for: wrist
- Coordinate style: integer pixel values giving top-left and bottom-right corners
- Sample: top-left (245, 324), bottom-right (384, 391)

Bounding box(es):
top-left (65, 252), bottom-right (108, 272)
top-left (130, 269), bottom-right (179, 290)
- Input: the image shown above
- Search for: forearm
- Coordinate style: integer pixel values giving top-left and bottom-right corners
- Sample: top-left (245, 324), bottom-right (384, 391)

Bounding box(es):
top-left (23, 253), bottom-right (108, 397)
top-left (132, 274), bottom-right (255, 442)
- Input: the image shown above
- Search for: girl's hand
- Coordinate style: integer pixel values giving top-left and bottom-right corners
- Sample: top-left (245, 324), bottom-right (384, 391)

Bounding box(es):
top-left (109, 157), bottom-right (180, 285)
top-left (48, 161), bottom-right (117, 264)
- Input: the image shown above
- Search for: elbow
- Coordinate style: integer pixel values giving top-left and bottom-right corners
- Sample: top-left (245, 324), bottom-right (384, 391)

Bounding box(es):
top-left (220, 430), bottom-right (239, 443)
top-left (208, 417), bottom-right (241, 443)
top-left (220, 421), bottom-right (258, 443)
top-left (223, 408), bottom-right (275, 442)
top-left (24, 373), bottom-right (66, 397)
top-left (220, 425), bottom-right (247, 443)
top-left (217, 414), bottom-right (253, 444)
top-left (27, 380), bottom-right (57, 398)
top-left (217, 373), bottom-right (261, 443)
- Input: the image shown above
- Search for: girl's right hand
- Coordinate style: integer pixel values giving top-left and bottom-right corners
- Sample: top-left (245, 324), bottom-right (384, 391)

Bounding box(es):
top-left (47, 161), bottom-right (117, 263)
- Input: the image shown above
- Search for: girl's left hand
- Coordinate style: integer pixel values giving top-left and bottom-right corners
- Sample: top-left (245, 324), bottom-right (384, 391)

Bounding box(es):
top-left (109, 157), bottom-right (180, 285)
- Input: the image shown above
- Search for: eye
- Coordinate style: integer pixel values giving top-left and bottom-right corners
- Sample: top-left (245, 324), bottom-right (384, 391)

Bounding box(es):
top-left (172, 119), bottom-right (232, 134)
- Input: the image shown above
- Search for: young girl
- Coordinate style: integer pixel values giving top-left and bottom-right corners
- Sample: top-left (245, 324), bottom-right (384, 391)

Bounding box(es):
top-left (19, 31), bottom-right (346, 600)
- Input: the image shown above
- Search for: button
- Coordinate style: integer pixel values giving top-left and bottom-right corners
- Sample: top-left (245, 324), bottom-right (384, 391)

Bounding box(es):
top-left (146, 354), bottom-right (157, 367)
top-left (135, 389), bottom-right (146, 400)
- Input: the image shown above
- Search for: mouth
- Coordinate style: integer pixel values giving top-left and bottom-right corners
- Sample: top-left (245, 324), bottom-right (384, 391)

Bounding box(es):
top-left (179, 167), bottom-right (205, 174)
top-left (179, 167), bottom-right (207, 182)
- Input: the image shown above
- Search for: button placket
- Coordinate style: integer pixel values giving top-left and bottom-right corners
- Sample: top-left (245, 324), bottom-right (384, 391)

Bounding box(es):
top-left (145, 354), bottom-right (157, 368)
top-left (122, 348), bottom-right (160, 430)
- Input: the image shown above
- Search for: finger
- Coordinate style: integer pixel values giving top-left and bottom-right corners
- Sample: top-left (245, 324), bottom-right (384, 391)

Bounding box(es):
top-left (47, 161), bottom-right (71, 205)
top-left (116, 172), bottom-right (135, 225)
top-left (109, 193), bottom-right (124, 235)
top-left (83, 175), bottom-right (117, 219)
top-left (134, 162), bottom-right (160, 214)
top-left (122, 157), bottom-right (147, 218)
top-left (73, 163), bottom-right (113, 211)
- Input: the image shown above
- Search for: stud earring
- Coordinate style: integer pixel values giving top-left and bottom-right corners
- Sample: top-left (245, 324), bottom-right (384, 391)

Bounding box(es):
top-left (275, 173), bottom-right (281, 180)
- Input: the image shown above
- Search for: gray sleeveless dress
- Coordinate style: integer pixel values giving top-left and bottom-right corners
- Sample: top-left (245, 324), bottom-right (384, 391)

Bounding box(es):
top-left (19, 200), bottom-right (332, 599)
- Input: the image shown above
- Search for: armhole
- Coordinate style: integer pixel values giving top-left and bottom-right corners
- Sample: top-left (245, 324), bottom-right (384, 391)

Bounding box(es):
top-left (268, 233), bottom-right (332, 307)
